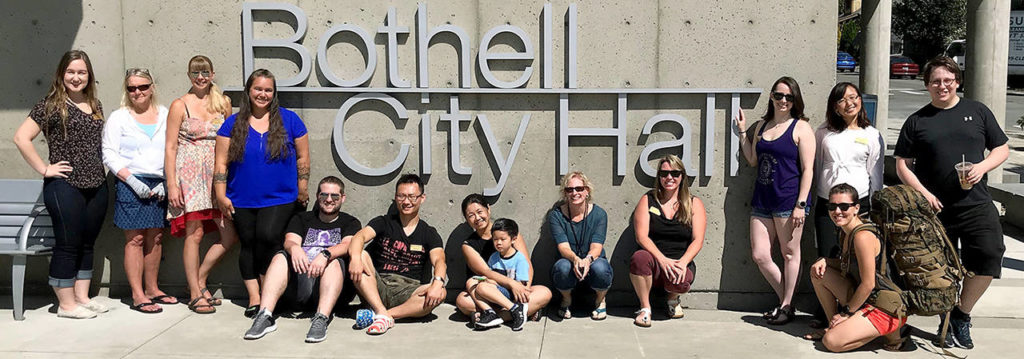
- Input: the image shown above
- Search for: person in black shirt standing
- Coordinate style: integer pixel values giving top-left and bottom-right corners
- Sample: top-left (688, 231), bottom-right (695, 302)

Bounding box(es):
top-left (348, 174), bottom-right (446, 335)
top-left (244, 176), bottom-right (361, 342)
top-left (894, 56), bottom-right (1009, 350)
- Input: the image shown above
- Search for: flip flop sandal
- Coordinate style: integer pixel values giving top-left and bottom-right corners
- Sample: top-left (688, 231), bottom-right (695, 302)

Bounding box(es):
top-left (557, 305), bottom-right (571, 319)
top-left (667, 298), bottom-right (685, 319)
top-left (591, 301), bottom-right (607, 321)
top-left (130, 302), bottom-right (163, 314)
top-left (187, 297), bottom-right (215, 314)
top-left (802, 330), bottom-right (825, 341)
top-left (244, 305), bottom-right (260, 318)
top-left (634, 308), bottom-right (652, 328)
top-left (150, 295), bottom-right (178, 305)
top-left (366, 315), bottom-right (394, 335)
top-left (200, 288), bottom-right (222, 306)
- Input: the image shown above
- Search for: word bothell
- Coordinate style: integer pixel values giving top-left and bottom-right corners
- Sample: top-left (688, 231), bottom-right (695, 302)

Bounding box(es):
top-left (241, 3), bottom-right (757, 196)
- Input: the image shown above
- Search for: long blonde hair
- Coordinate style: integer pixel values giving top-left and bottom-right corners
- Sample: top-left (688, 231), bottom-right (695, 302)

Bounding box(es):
top-left (655, 155), bottom-right (693, 225)
top-left (560, 171), bottom-right (594, 204)
top-left (42, 50), bottom-right (103, 140)
top-left (188, 55), bottom-right (229, 115)
top-left (120, 68), bottom-right (157, 109)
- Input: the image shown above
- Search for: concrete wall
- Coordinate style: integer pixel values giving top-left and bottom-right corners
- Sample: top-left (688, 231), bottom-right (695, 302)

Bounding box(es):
top-left (0, 0), bottom-right (838, 311)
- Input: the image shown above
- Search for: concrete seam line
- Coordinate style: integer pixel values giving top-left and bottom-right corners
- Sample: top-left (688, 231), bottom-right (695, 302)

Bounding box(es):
top-left (118, 313), bottom-right (191, 359)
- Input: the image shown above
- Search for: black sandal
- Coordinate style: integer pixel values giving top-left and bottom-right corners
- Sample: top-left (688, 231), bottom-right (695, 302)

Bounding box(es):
top-left (130, 302), bottom-right (163, 314)
top-left (244, 304), bottom-right (260, 318)
top-left (762, 305), bottom-right (781, 320)
top-left (767, 305), bottom-right (794, 325)
top-left (200, 287), bottom-right (222, 306)
top-left (187, 297), bottom-right (215, 314)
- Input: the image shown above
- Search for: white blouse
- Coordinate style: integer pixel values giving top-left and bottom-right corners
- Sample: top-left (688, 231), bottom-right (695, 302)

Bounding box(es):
top-left (813, 124), bottom-right (884, 200)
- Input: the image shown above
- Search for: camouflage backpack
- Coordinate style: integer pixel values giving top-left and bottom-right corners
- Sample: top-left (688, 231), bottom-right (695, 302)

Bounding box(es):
top-left (868, 185), bottom-right (969, 317)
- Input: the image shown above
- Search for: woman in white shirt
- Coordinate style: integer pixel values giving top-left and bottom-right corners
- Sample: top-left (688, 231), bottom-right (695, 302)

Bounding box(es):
top-left (811, 81), bottom-right (884, 289)
top-left (102, 68), bottom-right (176, 313)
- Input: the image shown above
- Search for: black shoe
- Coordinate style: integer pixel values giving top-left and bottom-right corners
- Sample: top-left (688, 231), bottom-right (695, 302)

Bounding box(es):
top-left (475, 310), bottom-right (502, 330)
top-left (510, 304), bottom-right (527, 331)
top-left (933, 315), bottom-right (956, 348)
top-left (243, 309), bottom-right (277, 340)
top-left (950, 314), bottom-right (974, 349)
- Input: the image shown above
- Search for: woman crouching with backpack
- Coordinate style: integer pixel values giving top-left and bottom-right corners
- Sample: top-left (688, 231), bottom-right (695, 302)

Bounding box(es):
top-left (806, 183), bottom-right (907, 352)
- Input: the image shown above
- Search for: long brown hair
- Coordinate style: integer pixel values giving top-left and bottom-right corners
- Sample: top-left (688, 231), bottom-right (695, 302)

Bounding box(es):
top-left (654, 155), bottom-right (693, 225)
top-left (762, 76), bottom-right (808, 122)
top-left (825, 82), bottom-right (870, 132)
top-left (187, 55), bottom-right (230, 115)
top-left (228, 69), bottom-right (288, 163)
top-left (42, 50), bottom-right (102, 139)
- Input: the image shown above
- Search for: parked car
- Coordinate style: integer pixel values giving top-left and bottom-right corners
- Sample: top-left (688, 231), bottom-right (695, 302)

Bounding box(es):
top-left (837, 51), bottom-right (857, 72)
top-left (890, 55), bottom-right (919, 79)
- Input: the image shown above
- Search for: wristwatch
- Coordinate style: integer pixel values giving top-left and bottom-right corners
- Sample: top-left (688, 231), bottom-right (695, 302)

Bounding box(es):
top-left (432, 276), bottom-right (447, 285)
top-left (839, 305), bottom-right (854, 316)
top-left (796, 201), bottom-right (807, 209)
top-left (320, 249), bottom-right (331, 260)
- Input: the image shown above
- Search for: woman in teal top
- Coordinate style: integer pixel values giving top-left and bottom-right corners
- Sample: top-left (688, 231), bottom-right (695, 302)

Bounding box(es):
top-left (548, 171), bottom-right (612, 320)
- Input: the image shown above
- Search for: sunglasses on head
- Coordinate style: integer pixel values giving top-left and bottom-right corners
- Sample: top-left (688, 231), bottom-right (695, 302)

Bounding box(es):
top-left (826, 202), bottom-right (856, 211)
top-left (771, 92), bottom-right (795, 102)
top-left (657, 170), bottom-right (683, 178)
top-left (563, 186), bottom-right (587, 193)
top-left (126, 84), bottom-right (152, 93)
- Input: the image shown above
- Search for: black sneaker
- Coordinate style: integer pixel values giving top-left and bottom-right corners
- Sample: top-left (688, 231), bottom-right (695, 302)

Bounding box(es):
top-left (510, 303), bottom-right (527, 331)
top-left (933, 315), bottom-right (955, 348)
top-left (950, 314), bottom-right (974, 349)
top-left (305, 313), bottom-right (330, 343)
top-left (243, 309), bottom-right (277, 340)
top-left (475, 310), bottom-right (503, 330)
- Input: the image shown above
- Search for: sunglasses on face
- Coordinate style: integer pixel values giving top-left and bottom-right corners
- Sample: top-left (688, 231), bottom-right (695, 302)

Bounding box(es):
top-left (826, 202), bottom-right (857, 211)
top-left (658, 170), bottom-right (683, 178)
top-left (126, 84), bottom-right (152, 93)
top-left (318, 193), bottom-right (341, 201)
top-left (771, 92), bottom-right (796, 102)
top-left (563, 186), bottom-right (587, 194)
top-left (189, 70), bottom-right (212, 78)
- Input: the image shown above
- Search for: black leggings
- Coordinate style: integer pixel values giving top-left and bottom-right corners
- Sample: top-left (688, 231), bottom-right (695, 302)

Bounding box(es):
top-left (233, 202), bottom-right (295, 280)
top-left (43, 178), bottom-right (108, 288)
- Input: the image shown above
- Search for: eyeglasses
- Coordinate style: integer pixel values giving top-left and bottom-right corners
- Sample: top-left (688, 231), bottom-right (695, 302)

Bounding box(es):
top-left (771, 92), bottom-right (796, 102)
top-left (837, 94), bottom-right (860, 106)
top-left (395, 194), bottom-right (423, 202)
top-left (658, 170), bottom-right (683, 178)
top-left (318, 193), bottom-right (341, 201)
top-left (563, 186), bottom-right (587, 194)
top-left (189, 70), bottom-right (212, 78)
top-left (126, 84), bottom-right (152, 93)
top-left (928, 78), bottom-right (957, 88)
top-left (826, 202), bottom-right (857, 211)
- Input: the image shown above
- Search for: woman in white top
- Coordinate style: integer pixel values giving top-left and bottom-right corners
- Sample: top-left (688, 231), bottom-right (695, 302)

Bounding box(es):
top-left (811, 82), bottom-right (884, 273)
top-left (102, 68), bottom-right (176, 313)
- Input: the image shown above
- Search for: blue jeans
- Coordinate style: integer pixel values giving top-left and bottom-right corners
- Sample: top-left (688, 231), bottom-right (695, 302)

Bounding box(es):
top-left (551, 257), bottom-right (613, 291)
top-left (44, 178), bottom-right (108, 288)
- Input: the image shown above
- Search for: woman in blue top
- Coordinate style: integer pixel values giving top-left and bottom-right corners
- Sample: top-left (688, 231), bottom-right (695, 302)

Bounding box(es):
top-left (548, 171), bottom-right (612, 320)
top-left (214, 69), bottom-right (310, 317)
top-left (734, 76), bottom-right (816, 325)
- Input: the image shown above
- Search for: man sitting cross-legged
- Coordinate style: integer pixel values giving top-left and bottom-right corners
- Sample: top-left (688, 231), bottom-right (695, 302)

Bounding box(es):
top-left (348, 174), bottom-right (447, 335)
top-left (244, 176), bottom-right (361, 343)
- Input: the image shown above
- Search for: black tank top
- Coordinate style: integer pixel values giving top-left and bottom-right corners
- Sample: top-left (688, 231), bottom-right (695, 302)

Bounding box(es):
top-left (462, 232), bottom-right (496, 277)
top-left (646, 191), bottom-right (695, 269)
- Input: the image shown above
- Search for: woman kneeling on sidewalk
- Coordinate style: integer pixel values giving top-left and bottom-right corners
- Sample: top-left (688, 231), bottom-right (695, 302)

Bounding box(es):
top-left (807, 183), bottom-right (907, 352)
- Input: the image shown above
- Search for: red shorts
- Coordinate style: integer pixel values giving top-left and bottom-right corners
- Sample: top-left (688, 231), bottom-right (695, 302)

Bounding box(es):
top-left (859, 304), bottom-right (906, 336)
top-left (169, 209), bottom-right (223, 237)
top-left (629, 249), bottom-right (695, 293)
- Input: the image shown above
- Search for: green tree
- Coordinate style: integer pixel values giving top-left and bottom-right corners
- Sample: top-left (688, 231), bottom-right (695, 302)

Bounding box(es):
top-left (892, 0), bottom-right (967, 64)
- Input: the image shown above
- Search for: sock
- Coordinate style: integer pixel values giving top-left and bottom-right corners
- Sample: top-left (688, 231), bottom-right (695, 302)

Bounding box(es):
top-left (952, 306), bottom-right (970, 320)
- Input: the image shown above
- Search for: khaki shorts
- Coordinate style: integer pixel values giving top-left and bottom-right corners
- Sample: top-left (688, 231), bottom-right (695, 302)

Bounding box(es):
top-left (376, 272), bottom-right (422, 308)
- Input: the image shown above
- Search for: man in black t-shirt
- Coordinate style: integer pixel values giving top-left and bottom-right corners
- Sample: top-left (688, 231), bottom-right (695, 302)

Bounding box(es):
top-left (348, 174), bottom-right (447, 335)
top-left (244, 176), bottom-right (361, 343)
top-left (894, 56), bottom-right (1009, 350)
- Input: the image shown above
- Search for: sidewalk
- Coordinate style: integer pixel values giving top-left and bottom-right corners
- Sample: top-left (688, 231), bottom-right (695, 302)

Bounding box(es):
top-left (3, 233), bottom-right (1022, 358)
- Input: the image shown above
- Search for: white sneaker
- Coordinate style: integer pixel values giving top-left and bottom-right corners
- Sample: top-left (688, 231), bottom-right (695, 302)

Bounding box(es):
top-left (80, 300), bottom-right (110, 313)
top-left (57, 306), bottom-right (97, 319)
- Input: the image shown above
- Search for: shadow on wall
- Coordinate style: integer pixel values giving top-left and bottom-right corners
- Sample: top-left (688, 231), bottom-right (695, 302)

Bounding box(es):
top-left (0, 1), bottom-right (83, 111)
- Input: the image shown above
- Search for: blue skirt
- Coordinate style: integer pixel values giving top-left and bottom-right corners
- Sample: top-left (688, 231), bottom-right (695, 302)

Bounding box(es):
top-left (114, 176), bottom-right (168, 230)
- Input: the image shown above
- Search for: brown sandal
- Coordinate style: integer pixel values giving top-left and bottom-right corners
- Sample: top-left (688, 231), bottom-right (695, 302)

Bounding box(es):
top-left (188, 297), bottom-right (216, 314)
top-left (200, 288), bottom-right (222, 306)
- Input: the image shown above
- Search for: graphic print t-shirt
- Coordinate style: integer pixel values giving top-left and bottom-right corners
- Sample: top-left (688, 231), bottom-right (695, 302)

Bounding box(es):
top-left (366, 214), bottom-right (444, 281)
top-left (285, 210), bottom-right (361, 261)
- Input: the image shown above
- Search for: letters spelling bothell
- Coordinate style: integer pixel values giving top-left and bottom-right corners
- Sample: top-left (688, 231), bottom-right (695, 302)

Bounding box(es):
top-left (240, 2), bottom-right (757, 196)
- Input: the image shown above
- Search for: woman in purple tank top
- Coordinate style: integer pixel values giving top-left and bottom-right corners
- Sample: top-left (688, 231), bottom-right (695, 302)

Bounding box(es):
top-left (734, 76), bottom-right (816, 325)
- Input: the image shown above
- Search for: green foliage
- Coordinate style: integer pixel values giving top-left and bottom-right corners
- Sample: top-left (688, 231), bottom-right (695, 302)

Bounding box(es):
top-left (839, 21), bottom-right (861, 59)
top-left (893, 0), bottom-right (967, 65)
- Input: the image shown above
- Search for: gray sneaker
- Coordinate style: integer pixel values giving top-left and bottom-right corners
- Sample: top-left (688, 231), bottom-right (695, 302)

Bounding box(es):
top-left (305, 313), bottom-right (330, 343)
top-left (243, 309), bottom-right (276, 340)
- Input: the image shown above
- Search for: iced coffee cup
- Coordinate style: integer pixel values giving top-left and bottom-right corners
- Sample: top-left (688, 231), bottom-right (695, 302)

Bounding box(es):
top-left (955, 161), bottom-right (974, 190)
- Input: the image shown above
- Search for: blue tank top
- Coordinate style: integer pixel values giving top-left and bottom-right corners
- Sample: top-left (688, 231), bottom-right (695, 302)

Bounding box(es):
top-left (752, 118), bottom-right (809, 212)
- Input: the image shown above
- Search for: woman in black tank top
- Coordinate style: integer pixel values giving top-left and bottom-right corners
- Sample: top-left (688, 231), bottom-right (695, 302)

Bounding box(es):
top-left (628, 155), bottom-right (707, 327)
top-left (452, 194), bottom-right (552, 322)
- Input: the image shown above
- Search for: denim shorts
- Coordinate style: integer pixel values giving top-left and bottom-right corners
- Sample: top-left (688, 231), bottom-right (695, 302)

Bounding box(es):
top-left (751, 206), bottom-right (810, 219)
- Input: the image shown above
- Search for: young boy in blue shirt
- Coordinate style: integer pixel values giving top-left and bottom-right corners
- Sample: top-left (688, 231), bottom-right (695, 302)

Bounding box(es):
top-left (469, 218), bottom-right (530, 331)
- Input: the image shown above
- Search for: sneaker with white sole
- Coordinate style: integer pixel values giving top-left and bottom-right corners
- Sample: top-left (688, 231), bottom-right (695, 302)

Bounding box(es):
top-left (57, 306), bottom-right (97, 319)
top-left (305, 313), bottom-right (330, 343)
top-left (510, 303), bottom-right (527, 331)
top-left (475, 310), bottom-right (503, 330)
top-left (80, 300), bottom-right (109, 313)
top-left (243, 309), bottom-right (276, 340)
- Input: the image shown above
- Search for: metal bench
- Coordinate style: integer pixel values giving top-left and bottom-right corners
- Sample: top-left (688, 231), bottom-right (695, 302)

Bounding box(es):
top-left (0, 179), bottom-right (54, 320)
